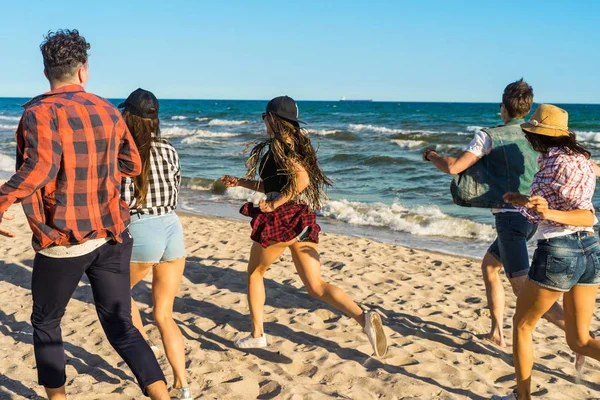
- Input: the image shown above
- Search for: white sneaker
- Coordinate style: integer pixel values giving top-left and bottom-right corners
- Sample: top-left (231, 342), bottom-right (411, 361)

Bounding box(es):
top-left (169, 387), bottom-right (192, 399)
top-left (491, 392), bottom-right (517, 400)
top-left (363, 311), bottom-right (388, 357)
top-left (234, 333), bottom-right (268, 349)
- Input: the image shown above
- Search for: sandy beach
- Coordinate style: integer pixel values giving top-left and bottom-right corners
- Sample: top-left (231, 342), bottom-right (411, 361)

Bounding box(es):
top-left (1, 205), bottom-right (599, 399)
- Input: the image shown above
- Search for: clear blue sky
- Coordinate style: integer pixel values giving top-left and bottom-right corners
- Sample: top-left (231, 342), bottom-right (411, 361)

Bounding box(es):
top-left (0, 0), bottom-right (598, 103)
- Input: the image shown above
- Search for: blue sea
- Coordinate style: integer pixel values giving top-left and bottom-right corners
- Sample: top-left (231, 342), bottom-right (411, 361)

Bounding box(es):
top-left (1, 98), bottom-right (599, 257)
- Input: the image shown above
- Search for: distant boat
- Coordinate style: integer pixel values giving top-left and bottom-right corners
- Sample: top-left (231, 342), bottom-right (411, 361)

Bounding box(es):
top-left (340, 96), bottom-right (373, 102)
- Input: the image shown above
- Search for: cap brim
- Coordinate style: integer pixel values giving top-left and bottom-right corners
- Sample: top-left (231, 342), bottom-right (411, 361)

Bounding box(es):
top-left (521, 123), bottom-right (570, 137)
top-left (117, 102), bottom-right (126, 108)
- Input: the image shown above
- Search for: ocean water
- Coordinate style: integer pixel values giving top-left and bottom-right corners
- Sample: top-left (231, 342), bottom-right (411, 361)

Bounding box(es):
top-left (1, 98), bottom-right (599, 257)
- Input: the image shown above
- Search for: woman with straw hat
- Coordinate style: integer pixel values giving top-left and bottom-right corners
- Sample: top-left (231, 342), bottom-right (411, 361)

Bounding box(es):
top-left (494, 104), bottom-right (600, 400)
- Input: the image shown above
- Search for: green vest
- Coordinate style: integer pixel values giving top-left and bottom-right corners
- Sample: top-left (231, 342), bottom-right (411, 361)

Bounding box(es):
top-left (450, 119), bottom-right (538, 208)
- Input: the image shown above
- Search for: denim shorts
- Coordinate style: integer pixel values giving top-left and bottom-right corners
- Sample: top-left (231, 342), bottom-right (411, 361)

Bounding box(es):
top-left (128, 211), bottom-right (186, 263)
top-left (529, 231), bottom-right (600, 292)
top-left (488, 212), bottom-right (537, 278)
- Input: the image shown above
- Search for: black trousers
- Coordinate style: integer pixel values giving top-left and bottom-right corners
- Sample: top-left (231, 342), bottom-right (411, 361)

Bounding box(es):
top-left (30, 230), bottom-right (165, 394)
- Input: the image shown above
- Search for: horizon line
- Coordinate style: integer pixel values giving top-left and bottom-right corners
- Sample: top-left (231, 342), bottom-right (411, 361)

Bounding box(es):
top-left (0, 96), bottom-right (598, 106)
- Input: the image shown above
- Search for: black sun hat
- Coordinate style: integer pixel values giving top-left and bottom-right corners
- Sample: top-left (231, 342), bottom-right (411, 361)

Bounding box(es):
top-left (265, 96), bottom-right (305, 124)
top-left (118, 88), bottom-right (159, 119)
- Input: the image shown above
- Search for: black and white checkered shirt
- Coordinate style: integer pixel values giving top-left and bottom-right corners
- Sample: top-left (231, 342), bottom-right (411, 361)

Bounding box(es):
top-left (121, 139), bottom-right (181, 215)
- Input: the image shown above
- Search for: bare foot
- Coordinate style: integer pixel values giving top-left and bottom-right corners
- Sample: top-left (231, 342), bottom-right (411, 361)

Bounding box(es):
top-left (486, 331), bottom-right (508, 348)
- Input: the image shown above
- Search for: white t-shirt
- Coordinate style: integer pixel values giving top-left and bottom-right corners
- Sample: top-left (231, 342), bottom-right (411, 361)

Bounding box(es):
top-left (463, 130), bottom-right (519, 214)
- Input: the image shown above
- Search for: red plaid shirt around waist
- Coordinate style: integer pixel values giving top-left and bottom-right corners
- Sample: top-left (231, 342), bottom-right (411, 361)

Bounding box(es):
top-left (0, 85), bottom-right (141, 251)
top-left (518, 147), bottom-right (597, 232)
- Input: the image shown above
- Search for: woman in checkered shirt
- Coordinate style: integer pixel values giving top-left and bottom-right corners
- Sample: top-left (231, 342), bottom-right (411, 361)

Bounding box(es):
top-left (119, 89), bottom-right (191, 400)
top-left (220, 96), bottom-right (388, 358)
top-left (495, 104), bottom-right (600, 400)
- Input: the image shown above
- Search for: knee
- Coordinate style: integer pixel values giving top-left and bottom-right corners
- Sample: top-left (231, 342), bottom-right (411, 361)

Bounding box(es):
top-left (31, 306), bottom-right (64, 329)
top-left (512, 313), bottom-right (536, 335)
top-left (305, 281), bottom-right (326, 299)
top-left (153, 309), bottom-right (173, 326)
top-left (248, 265), bottom-right (268, 279)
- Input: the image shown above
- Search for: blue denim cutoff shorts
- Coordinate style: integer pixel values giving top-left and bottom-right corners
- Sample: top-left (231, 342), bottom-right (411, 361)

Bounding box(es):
top-left (529, 231), bottom-right (600, 292)
top-left (488, 212), bottom-right (537, 278)
top-left (128, 211), bottom-right (186, 263)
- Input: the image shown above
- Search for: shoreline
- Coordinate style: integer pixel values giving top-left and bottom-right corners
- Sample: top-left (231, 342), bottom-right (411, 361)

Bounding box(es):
top-left (0, 204), bottom-right (597, 399)
top-left (177, 207), bottom-right (484, 263)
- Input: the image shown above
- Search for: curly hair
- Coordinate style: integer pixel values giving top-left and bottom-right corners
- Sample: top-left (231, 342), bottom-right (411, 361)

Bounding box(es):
top-left (121, 110), bottom-right (161, 205)
top-left (502, 78), bottom-right (534, 118)
top-left (40, 29), bottom-right (90, 82)
top-left (245, 113), bottom-right (332, 210)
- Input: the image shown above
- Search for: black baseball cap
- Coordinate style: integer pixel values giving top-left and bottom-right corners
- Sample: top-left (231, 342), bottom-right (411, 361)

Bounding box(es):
top-left (118, 88), bottom-right (159, 119)
top-left (265, 96), bottom-right (305, 124)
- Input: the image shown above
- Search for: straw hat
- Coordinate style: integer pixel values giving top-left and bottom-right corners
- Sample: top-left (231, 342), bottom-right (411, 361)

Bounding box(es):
top-left (521, 104), bottom-right (570, 137)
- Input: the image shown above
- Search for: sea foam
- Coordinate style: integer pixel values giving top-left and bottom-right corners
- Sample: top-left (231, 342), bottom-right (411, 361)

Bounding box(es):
top-left (0, 115), bottom-right (20, 122)
top-left (320, 199), bottom-right (495, 242)
top-left (208, 119), bottom-right (249, 126)
top-left (0, 154), bottom-right (15, 172)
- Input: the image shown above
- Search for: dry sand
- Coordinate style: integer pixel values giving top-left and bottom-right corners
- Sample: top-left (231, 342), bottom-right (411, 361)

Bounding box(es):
top-left (1, 205), bottom-right (599, 399)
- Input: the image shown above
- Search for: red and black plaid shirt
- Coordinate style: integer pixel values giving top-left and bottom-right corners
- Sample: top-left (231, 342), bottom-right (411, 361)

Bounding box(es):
top-left (0, 85), bottom-right (141, 251)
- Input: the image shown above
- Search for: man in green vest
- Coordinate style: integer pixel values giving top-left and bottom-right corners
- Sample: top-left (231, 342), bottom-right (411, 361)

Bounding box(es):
top-left (423, 79), bottom-right (566, 348)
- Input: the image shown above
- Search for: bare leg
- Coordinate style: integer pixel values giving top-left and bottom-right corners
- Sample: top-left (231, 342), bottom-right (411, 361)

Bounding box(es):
top-left (512, 280), bottom-right (562, 400)
top-left (564, 285), bottom-right (600, 359)
top-left (145, 380), bottom-right (170, 400)
top-left (45, 387), bottom-right (66, 400)
top-left (481, 252), bottom-right (506, 346)
top-left (152, 257), bottom-right (187, 389)
top-left (509, 275), bottom-right (566, 331)
top-left (130, 262), bottom-right (155, 341)
top-left (289, 241), bottom-right (365, 327)
top-left (247, 241), bottom-right (288, 337)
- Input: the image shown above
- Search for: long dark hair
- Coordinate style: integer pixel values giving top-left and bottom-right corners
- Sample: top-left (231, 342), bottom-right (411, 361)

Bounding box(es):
top-left (122, 110), bottom-right (161, 205)
top-left (524, 130), bottom-right (591, 159)
top-left (245, 113), bottom-right (332, 210)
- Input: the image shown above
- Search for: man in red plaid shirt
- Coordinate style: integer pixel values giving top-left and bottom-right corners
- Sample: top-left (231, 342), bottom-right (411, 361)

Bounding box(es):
top-left (0, 30), bottom-right (169, 399)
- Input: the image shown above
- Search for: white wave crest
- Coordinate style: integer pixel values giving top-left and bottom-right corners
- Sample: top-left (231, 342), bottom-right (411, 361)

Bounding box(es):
top-left (309, 129), bottom-right (341, 136)
top-left (320, 200), bottom-right (495, 241)
top-left (0, 154), bottom-right (15, 172)
top-left (0, 115), bottom-right (20, 122)
top-left (0, 124), bottom-right (18, 131)
top-left (161, 127), bottom-right (195, 137)
top-left (171, 115), bottom-right (188, 120)
top-left (349, 124), bottom-right (407, 134)
top-left (349, 124), bottom-right (436, 135)
top-left (208, 119), bottom-right (248, 126)
top-left (195, 117), bottom-right (210, 122)
top-left (224, 186), bottom-right (266, 204)
top-left (392, 139), bottom-right (425, 149)
top-left (181, 136), bottom-right (219, 145)
top-left (575, 130), bottom-right (600, 142)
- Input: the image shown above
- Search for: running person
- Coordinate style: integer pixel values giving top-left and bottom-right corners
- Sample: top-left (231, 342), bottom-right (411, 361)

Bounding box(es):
top-left (495, 104), bottom-right (600, 400)
top-left (119, 89), bottom-right (190, 399)
top-left (220, 96), bottom-right (388, 357)
top-left (0, 31), bottom-right (169, 399)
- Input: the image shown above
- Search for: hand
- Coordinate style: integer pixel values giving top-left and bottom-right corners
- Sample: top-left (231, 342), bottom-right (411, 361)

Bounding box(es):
top-left (503, 192), bottom-right (530, 207)
top-left (220, 175), bottom-right (239, 187)
top-left (422, 146), bottom-right (436, 162)
top-left (258, 200), bottom-right (276, 213)
top-left (0, 214), bottom-right (16, 238)
top-left (525, 196), bottom-right (550, 219)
